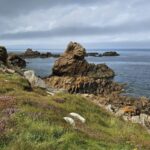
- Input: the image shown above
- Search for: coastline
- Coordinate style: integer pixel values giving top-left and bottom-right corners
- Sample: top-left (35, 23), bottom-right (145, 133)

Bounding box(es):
top-left (1, 43), bottom-right (150, 149)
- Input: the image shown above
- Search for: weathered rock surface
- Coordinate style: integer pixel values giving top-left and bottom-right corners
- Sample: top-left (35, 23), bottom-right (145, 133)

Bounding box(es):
top-left (24, 70), bottom-right (46, 88)
top-left (46, 42), bottom-right (122, 95)
top-left (8, 55), bottom-right (26, 68)
top-left (46, 76), bottom-right (122, 95)
top-left (103, 51), bottom-right (119, 56)
top-left (0, 46), bottom-right (8, 64)
top-left (52, 42), bottom-right (115, 78)
top-left (94, 94), bottom-right (150, 115)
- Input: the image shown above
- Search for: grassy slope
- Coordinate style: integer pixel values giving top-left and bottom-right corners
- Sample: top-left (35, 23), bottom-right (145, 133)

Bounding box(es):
top-left (0, 71), bottom-right (150, 150)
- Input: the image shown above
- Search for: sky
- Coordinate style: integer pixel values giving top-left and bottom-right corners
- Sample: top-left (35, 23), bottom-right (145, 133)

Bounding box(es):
top-left (0, 0), bottom-right (150, 50)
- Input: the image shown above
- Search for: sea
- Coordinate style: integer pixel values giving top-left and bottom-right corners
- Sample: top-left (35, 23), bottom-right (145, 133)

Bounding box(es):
top-left (10, 49), bottom-right (150, 98)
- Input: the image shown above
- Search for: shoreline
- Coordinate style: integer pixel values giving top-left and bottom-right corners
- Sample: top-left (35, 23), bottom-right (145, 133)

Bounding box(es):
top-left (1, 43), bottom-right (150, 149)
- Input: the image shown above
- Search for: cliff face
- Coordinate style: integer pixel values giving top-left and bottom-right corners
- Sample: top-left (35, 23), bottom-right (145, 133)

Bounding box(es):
top-left (46, 42), bottom-right (122, 95)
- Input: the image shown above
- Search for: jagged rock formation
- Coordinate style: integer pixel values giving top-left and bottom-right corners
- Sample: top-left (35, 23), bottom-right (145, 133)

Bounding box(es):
top-left (46, 42), bottom-right (122, 95)
top-left (0, 46), bottom-right (8, 64)
top-left (52, 42), bottom-right (115, 78)
top-left (46, 76), bottom-right (122, 95)
top-left (8, 55), bottom-right (26, 68)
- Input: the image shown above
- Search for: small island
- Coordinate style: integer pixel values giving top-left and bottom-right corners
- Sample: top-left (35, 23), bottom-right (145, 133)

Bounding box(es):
top-left (103, 51), bottom-right (120, 56)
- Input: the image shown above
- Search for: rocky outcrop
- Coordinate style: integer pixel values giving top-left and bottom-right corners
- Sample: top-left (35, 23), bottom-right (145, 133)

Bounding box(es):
top-left (46, 76), bottom-right (122, 95)
top-left (8, 55), bottom-right (26, 68)
top-left (89, 94), bottom-right (150, 115)
top-left (24, 48), bottom-right (41, 58)
top-left (46, 42), bottom-right (122, 95)
top-left (103, 51), bottom-right (119, 56)
top-left (18, 48), bottom-right (60, 58)
top-left (0, 46), bottom-right (8, 64)
top-left (52, 42), bottom-right (115, 78)
top-left (82, 94), bottom-right (150, 132)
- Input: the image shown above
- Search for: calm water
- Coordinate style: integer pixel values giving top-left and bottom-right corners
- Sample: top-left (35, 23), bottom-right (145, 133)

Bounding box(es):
top-left (25, 49), bottom-right (150, 98)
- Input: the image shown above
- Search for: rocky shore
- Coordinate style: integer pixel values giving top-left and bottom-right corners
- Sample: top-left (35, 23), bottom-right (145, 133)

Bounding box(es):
top-left (46, 42), bottom-right (122, 95)
top-left (45, 42), bottom-right (150, 132)
top-left (0, 42), bottom-right (150, 134)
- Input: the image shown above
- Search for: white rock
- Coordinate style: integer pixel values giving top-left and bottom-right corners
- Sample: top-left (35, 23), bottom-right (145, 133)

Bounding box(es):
top-left (24, 70), bottom-right (46, 88)
top-left (122, 116), bottom-right (129, 121)
top-left (140, 114), bottom-right (148, 126)
top-left (69, 112), bottom-right (86, 123)
top-left (115, 109), bottom-right (124, 117)
top-left (63, 117), bottom-right (75, 127)
top-left (130, 116), bottom-right (141, 124)
top-left (105, 104), bottom-right (113, 112)
top-left (6, 68), bottom-right (15, 74)
top-left (46, 91), bottom-right (55, 96)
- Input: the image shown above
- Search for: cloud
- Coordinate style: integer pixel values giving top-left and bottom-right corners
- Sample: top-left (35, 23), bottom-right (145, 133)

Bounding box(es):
top-left (0, 0), bottom-right (150, 48)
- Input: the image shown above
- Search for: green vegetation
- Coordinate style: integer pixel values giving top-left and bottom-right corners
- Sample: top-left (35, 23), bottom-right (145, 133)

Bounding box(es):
top-left (0, 71), bottom-right (150, 150)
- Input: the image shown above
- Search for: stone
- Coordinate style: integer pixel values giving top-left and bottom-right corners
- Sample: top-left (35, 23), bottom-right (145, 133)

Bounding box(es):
top-left (24, 70), bottom-right (46, 88)
top-left (8, 55), bottom-right (26, 68)
top-left (130, 116), bottom-right (141, 124)
top-left (105, 104), bottom-right (114, 112)
top-left (122, 116), bottom-right (130, 121)
top-left (5, 68), bottom-right (15, 74)
top-left (63, 117), bottom-right (75, 127)
top-left (0, 46), bottom-right (8, 64)
top-left (69, 112), bottom-right (86, 123)
top-left (140, 113), bottom-right (148, 126)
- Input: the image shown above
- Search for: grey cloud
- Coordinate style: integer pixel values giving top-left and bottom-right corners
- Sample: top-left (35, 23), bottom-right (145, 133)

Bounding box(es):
top-left (1, 19), bottom-right (150, 40)
top-left (0, 0), bottom-right (150, 48)
top-left (0, 0), bottom-right (107, 17)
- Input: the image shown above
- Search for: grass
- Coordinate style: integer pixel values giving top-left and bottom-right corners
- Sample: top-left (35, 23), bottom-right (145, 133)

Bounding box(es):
top-left (0, 71), bottom-right (150, 150)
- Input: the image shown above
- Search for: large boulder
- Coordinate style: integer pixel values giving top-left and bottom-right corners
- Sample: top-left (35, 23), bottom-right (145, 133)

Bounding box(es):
top-left (46, 42), bottom-right (121, 95)
top-left (0, 46), bottom-right (8, 64)
top-left (24, 70), bottom-right (46, 88)
top-left (8, 55), bottom-right (26, 68)
top-left (52, 42), bottom-right (114, 78)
